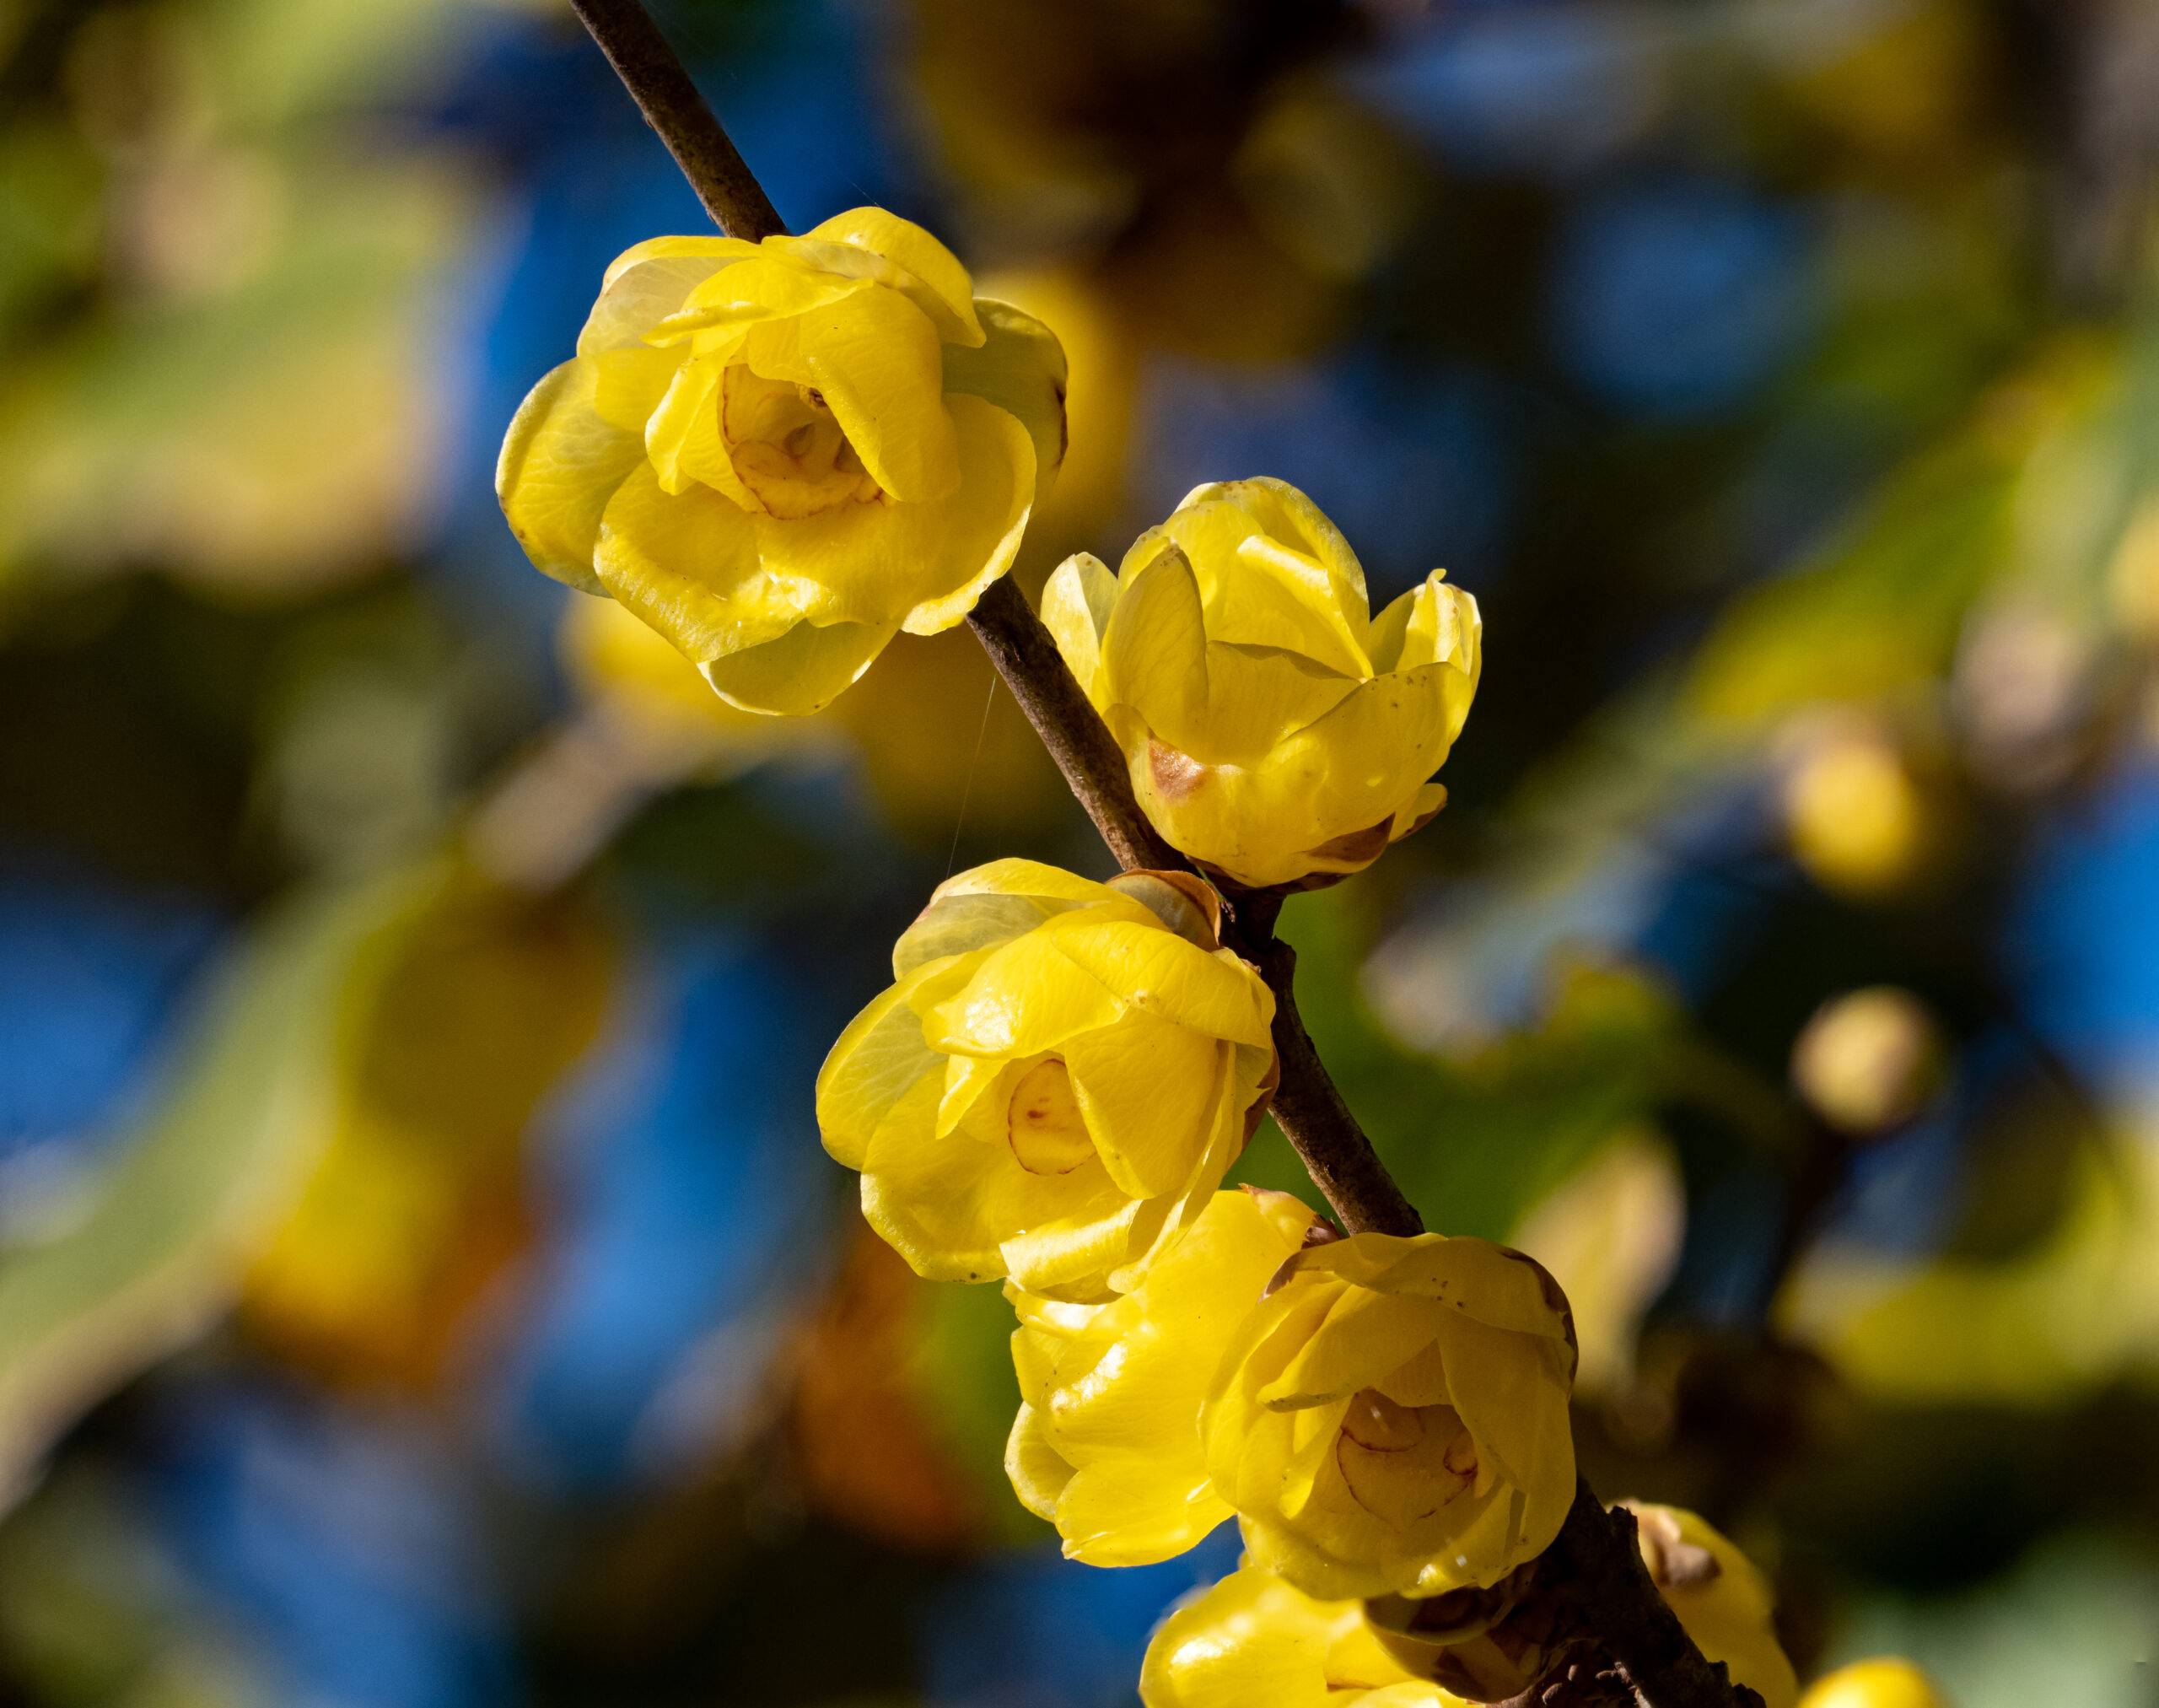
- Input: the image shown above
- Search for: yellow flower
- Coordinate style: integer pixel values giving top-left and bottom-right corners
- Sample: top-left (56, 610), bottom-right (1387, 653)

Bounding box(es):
top-left (498, 208), bottom-right (1067, 715)
top-left (816, 862), bottom-right (1277, 1300)
top-left (1007, 1187), bottom-right (1318, 1564)
top-left (1044, 477), bottom-right (1480, 889)
top-left (1202, 1232), bottom-right (1575, 1600)
top-left (1800, 1659), bottom-right (1950, 1708)
top-left (1140, 1565), bottom-right (1459, 1708)
top-left (1626, 1503), bottom-right (1800, 1708)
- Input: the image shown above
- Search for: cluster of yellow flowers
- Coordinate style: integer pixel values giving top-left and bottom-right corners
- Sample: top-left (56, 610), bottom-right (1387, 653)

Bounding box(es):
top-left (499, 206), bottom-right (1941, 1708)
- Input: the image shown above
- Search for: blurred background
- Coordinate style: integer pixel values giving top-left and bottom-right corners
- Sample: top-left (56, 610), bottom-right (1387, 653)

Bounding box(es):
top-left (1, 0), bottom-right (2156, 1703)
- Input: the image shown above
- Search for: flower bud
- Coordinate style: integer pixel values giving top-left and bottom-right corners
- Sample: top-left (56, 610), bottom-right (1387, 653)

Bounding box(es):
top-left (1790, 987), bottom-right (1946, 1138)
top-left (817, 860), bottom-right (1277, 1300)
top-left (1045, 477), bottom-right (1480, 890)
top-left (1779, 716), bottom-right (1925, 897)
top-left (1623, 1503), bottom-right (1799, 1708)
top-left (500, 209), bottom-right (1067, 714)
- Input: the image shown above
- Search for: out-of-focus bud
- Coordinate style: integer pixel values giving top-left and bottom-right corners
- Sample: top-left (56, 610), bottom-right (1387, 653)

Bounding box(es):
top-left (1363, 1563), bottom-right (1551, 1701)
top-left (1790, 987), bottom-right (1946, 1138)
top-left (1800, 1659), bottom-right (1952, 1708)
top-left (1778, 716), bottom-right (1927, 897)
top-left (1952, 600), bottom-right (2091, 793)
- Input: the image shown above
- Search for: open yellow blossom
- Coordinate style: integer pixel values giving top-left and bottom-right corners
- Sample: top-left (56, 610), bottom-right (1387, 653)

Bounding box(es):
top-left (499, 207), bottom-right (1067, 715)
top-left (1201, 1232), bottom-right (1575, 1600)
top-left (1044, 477), bottom-right (1480, 889)
top-left (1624, 1503), bottom-right (1799, 1708)
top-left (816, 862), bottom-right (1277, 1300)
top-left (1007, 1187), bottom-right (1318, 1564)
top-left (1140, 1565), bottom-right (1460, 1708)
top-left (1800, 1659), bottom-right (1950, 1708)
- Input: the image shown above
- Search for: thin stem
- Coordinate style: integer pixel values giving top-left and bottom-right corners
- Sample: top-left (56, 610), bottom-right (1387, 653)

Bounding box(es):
top-left (965, 578), bottom-right (1184, 873)
top-left (557, 8), bottom-right (1752, 1704)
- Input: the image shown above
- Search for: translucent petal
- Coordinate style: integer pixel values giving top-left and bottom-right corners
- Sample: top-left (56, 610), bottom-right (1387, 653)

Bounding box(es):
top-left (497, 358), bottom-right (645, 593)
top-left (591, 464), bottom-right (785, 662)
top-left (799, 207), bottom-right (983, 344)
top-left (941, 298), bottom-right (1069, 482)
top-left (698, 617), bottom-right (897, 717)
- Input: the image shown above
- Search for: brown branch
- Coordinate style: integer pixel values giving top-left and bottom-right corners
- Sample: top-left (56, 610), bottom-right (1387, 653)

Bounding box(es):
top-left (557, 8), bottom-right (1750, 1705)
top-left (1543, 1491), bottom-right (1766, 1708)
top-left (965, 578), bottom-right (1185, 874)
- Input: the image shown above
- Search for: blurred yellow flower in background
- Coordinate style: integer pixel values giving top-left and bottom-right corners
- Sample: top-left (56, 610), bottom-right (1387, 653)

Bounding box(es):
top-left (1139, 1564), bottom-right (1456, 1708)
top-left (243, 862), bottom-right (615, 1387)
top-left (1006, 1186), bottom-right (1317, 1564)
top-left (1800, 1658), bottom-right (1952, 1708)
top-left (1623, 1502), bottom-right (1799, 1708)
top-left (816, 861), bottom-right (1277, 1300)
top-left (1047, 478), bottom-right (1480, 889)
top-left (1202, 1231), bottom-right (1575, 1600)
top-left (498, 208), bottom-right (1066, 714)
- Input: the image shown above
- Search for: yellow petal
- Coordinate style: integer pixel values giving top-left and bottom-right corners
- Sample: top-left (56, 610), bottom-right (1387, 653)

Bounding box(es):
top-left (1370, 574), bottom-right (1481, 678)
top-left (894, 859), bottom-right (1116, 976)
top-left (1062, 1017), bottom-right (1225, 1199)
top-left (1101, 541), bottom-right (1214, 755)
top-left (580, 240), bottom-right (756, 354)
top-left (498, 358), bottom-right (647, 593)
top-left (752, 393), bottom-right (1032, 633)
top-left (589, 344), bottom-right (683, 432)
top-left (857, 1087), bottom-right (1137, 1290)
top-left (1004, 1401), bottom-right (1075, 1520)
top-left (646, 253), bottom-right (872, 343)
top-left (1042, 552), bottom-right (1117, 704)
top-left (1156, 483), bottom-right (1370, 676)
top-left (1257, 1289), bottom-right (1440, 1409)
top-left (1055, 1456), bottom-right (1228, 1565)
top-left (591, 464), bottom-right (783, 661)
top-left (798, 207), bottom-right (984, 345)
top-left (816, 960), bottom-right (950, 1169)
top-left (1437, 1312), bottom-right (1575, 1521)
top-left (1177, 477), bottom-right (1368, 606)
top-left (941, 298), bottom-right (1069, 482)
top-left (698, 617), bottom-right (897, 716)
top-left (1139, 1568), bottom-right (1343, 1708)
top-left (643, 358), bottom-right (728, 497)
top-left (746, 288), bottom-right (958, 504)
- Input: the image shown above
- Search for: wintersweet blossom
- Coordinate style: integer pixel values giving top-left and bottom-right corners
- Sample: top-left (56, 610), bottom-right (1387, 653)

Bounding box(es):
top-left (500, 208), bottom-right (1065, 714)
top-left (816, 862), bottom-right (1276, 1300)
top-left (1044, 477), bottom-right (1479, 889)
top-left (1201, 1231), bottom-right (1575, 1600)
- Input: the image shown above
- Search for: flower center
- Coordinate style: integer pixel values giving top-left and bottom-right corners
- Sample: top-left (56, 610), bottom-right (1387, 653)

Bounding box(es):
top-left (1006, 1059), bottom-right (1095, 1175)
top-left (1335, 1388), bottom-right (1479, 1526)
top-left (721, 366), bottom-right (883, 520)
